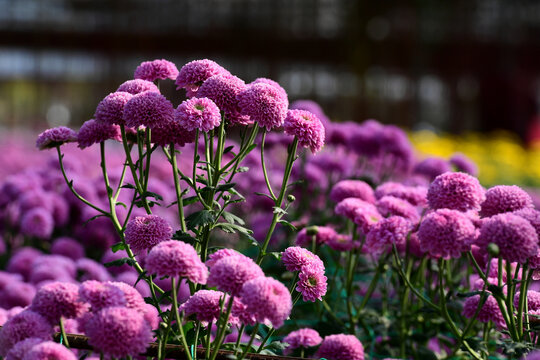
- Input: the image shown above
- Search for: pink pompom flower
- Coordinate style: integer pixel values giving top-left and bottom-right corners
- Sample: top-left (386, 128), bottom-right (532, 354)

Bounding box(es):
top-left (427, 172), bottom-right (485, 212)
top-left (22, 341), bottom-right (77, 360)
top-left (331, 180), bottom-right (376, 204)
top-left (123, 91), bottom-right (174, 129)
top-left (207, 255), bottom-right (264, 296)
top-left (77, 119), bottom-right (121, 149)
top-left (283, 328), bottom-right (322, 355)
top-left (238, 83), bottom-right (288, 131)
top-left (316, 334), bottom-right (365, 360)
top-left (175, 97), bottom-right (222, 132)
top-left (30, 282), bottom-right (87, 324)
top-left (180, 290), bottom-right (228, 326)
top-left (36, 127), bottom-right (77, 150)
top-left (94, 91), bottom-right (133, 125)
top-left (281, 246), bottom-right (324, 273)
top-left (283, 109), bottom-right (325, 153)
top-left (117, 79), bottom-right (160, 95)
top-left (198, 74), bottom-right (249, 125)
top-left (175, 59), bottom-right (230, 97)
top-left (365, 216), bottom-right (411, 256)
top-left (480, 185), bottom-right (534, 217)
top-left (0, 310), bottom-right (53, 356)
top-left (134, 59), bottom-right (179, 82)
top-left (124, 215), bottom-right (172, 254)
top-left (296, 265), bottom-right (327, 302)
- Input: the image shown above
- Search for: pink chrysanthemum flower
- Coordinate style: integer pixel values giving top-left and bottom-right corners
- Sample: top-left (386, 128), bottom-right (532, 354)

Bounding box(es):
top-left (206, 248), bottom-right (244, 268)
top-left (50, 237), bottom-right (84, 260)
top-left (180, 290), bottom-right (228, 326)
top-left (296, 265), bottom-right (327, 302)
top-left (108, 281), bottom-right (146, 312)
top-left (513, 208), bottom-right (540, 237)
top-left (124, 215), bottom-right (172, 254)
top-left (77, 119), bottom-right (121, 149)
top-left (375, 182), bottom-right (427, 206)
top-left (5, 337), bottom-right (43, 360)
top-left (207, 255), bottom-right (264, 296)
top-left (514, 290), bottom-right (540, 311)
top-left (85, 306), bottom-right (153, 358)
top-left (150, 116), bottom-right (196, 147)
top-left (477, 213), bottom-right (538, 263)
top-left (283, 328), bottom-right (322, 355)
top-left (427, 172), bottom-right (485, 212)
top-left (198, 74), bottom-right (249, 125)
top-left (79, 280), bottom-right (126, 311)
top-left (175, 97), bottom-right (221, 132)
top-left (117, 79), bottom-right (160, 95)
top-left (30, 282), bottom-right (87, 324)
top-left (330, 180), bottom-right (376, 204)
top-left (94, 92), bottom-right (133, 126)
top-left (281, 247), bottom-right (324, 273)
top-left (231, 297), bottom-right (257, 326)
top-left (251, 78), bottom-right (288, 101)
top-left (283, 109), bottom-right (325, 153)
top-left (326, 234), bottom-right (358, 252)
top-left (335, 197), bottom-right (374, 220)
top-left (376, 195), bottom-right (420, 222)
top-left (175, 59), bottom-right (230, 97)
top-left (526, 351), bottom-right (540, 360)
top-left (462, 295), bottom-right (505, 328)
top-left (480, 185), bottom-right (534, 217)
top-left (0, 310), bottom-right (53, 356)
top-left (22, 341), bottom-right (77, 360)
top-left (295, 226), bottom-right (338, 247)
top-left (350, 203), bottom-right (383, 234)
top-left (123, 91), bottom-right (174, 129)
top-left (316, 334), bottom-right (365, 360)
top-left (19, 207), bottom-right (54, 239)
top-left (449, 152), bottom-right (478, 176)
top-left (36, 127), bottom-right (77, 150)
top-left (240, 276), bottom-right (292, 328)
top-left (145, 240), bottom-right (208, 284)
top-left (365, 216), bottom-right (411, 256)
top-left (134, 59), bottom-right (179, 82)
top-left (238, 83), bottom-right (288, 130)
top-left (418, 209), bottom-right (477, 259)
top-left (76, 258), bottom-right (111, 282)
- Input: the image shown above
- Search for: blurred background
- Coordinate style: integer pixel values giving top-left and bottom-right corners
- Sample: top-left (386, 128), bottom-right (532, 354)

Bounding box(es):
top-left (3, 0), bottom-right (540, 185)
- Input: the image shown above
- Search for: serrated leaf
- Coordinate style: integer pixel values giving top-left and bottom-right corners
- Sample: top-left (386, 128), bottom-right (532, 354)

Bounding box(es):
top-left (221, 211), bottom-right (245, 225)
top-left (186, 210), bottom-right (215, 230)
top-left (214, 222), bottom-right (253, 236)
top-left (111, 242), bottom-right (126, 253)
top-left (172, 230), bottom-right (199, 244)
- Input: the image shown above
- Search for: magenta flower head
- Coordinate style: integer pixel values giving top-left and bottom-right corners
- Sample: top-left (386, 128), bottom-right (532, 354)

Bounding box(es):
top-left (206, 248), bottom-right (244, 268)
top-left (335, 198), bottom-right (374, 220)
top-left (514, 290), bottom-right (540, 311)
top-left (207, 255), bottom-right (264, 296)
top-left (281, 246), bottom-right (324, 273)
top-left (238, 82), bottom-right (288, 130)
top-left (76, 258), bottom-right (112, 282)
top-left (330, 180), bottom-right (376, 204)
top-left (175, 59), bottom-right (230, 97)
top-left (296, 226), bottom-right (338, 247)
top-left (77, 119), bottom-right (121, 149)
top-left (0, 310), bottom-right (53, 356)
top-left (36, 127), bottom-right (77, 150)
top-left (145, 240), bottom-right (208, 284)
top-left (240, 276), bottom-right (292, 328)
top-left (365, 216), bottom-right (411, 256)
top-left (449, 152), bottom-right (478, 176)
top-left (427, 172), bottom-right (485, 212)
top-left (108, 281), bottom-right (146, 312)
top-left (352, 203), bottom-right (383, 234)
top-left (94, 91), bottom-right (133, 125)
top-left (526, 351), bottom-right (540, 360)
top-left (296, 265), bottom-right (327, 302)
top-left (283, 109), bottom-right (325, 153)
top-left (480, 185), bottom-right (534, 217)
top-left (414, 157), bottom-right (452, 180)
top-left (180, 290), bottom-right (228, 325)
top-left (79, 280), bottom-right (126, 311)
top-left (134, 59), bottom-right (179, 81)
top-left (477, 213), bottom-right (538, 263)
top-left (175, 97), bottom-right (221, 132)
top-left (198, 74), bottom-right (249, 125)
top-left (30, 282), bottom-right (87, 324)
top-left (19, 207), bottom-right (54, 239)
top-left (375, 182), bottom-right (427, 206)
top-left (123, 91), bottom-right (174, 129)
top-left (376, 195), bottom-right (420, 222)
top-left (22, 341), bottom-right (77, 360)
top-left (418, 209), bottom-right (477, 259)
top-left (290, 100), bottom-right (330, 128)
top-left (5, 337), bottom-right (44, 360)
top-left (513, 208), bottom-right (540, 237)
top-left (463, 295), bottom-right (505, 328)
top-left (85, 306), bottom-right (152, 358)
top-left (252, 78), bottom-right (288, 100)
top-left (117, 79), bottom-right (160, 95)
top-left (326, 234), bottom-right (358, 252)
top-left (150, 116), bottom-right (196, 147)
top-left (283, 328), bottom-right (322, 355)
top-left (124, 215), bottom-right (172, 254)
top-left (316, 334), bottom-right (365, 360)
top-left (51, 237), bottom-right (84, 260)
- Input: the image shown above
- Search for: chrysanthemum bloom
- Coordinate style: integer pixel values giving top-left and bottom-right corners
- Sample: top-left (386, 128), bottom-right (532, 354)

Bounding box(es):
top-left (5, 248), bottom-right (40, 280)
top-left (427, 172), bottom-right (485, 212)
top-left (30, 282), bottom-right (87, 324)
top-left (449, 152), bottom-right (478, 176)
top-left (316, 334), bottom-right (365, 360)
top-left (94, 92), bottom-right (133, 125)
top-left (207, 255), bottom-right (264, 296)
top-left (296, 265), bottom-right (327, 302)
top-left (124, 215), bottom-right (172, 254)
top-left (330, 180), bottom-right (376, 204)
top-left (145, 240), bottom-right (208, 284)
top-left (206, 248), bottom-right (244, 268)
top-left (462, 294), bottom-right (505, 328)
top-left (180, 290), bottom-right (228, 325)
top-left (513, 208), bottom-right (540, 237)
top-left (198, 74), bottom-right (249, 125)
top-left (418, 209), bottom-right (476, 259)
top-left (347, 119), bottom-right (383, 157)
top-left (252, 77), bottom-right (288, 100)
top-left (283, 109), bottom-right (325, 153)
top-left (480, 185), bottom-right (534, 217)
top-left (117, 79), bottom-right (160, 95)
top-left (5, 337), bottom-right (43, 360)
top-left (175, 97), bottom-right (221, 132)
top-left (240, 276), bottom-right (292, 328)
top-left (283, 328), bottom-right (322, 355)
top-left (85, 306), bottom-right (153, 358)
top-left (238, 82), bottom-right (288, 130)
top-left (335, 197), bottom-right (374, 220)
top-left (77, 119), bottom-right (121, 149)
top-left (134, 59), bottom-right (179, 82)
top-left (376, 196), bottom-right (420, 222)
top-left (19, 207), bottom-right (54, 239)
top-left (123, 91), bottom-right (174, 129)
top-left (0, 281), bottom-right (36, 309)
top-left (526, 351), bottom-right (540, 360)
top-left (0, 310), bottom-right (52, 356)
top-left (22, 341), bottom-right (76, 360)
top-left (50, 237), bottom-right (84, 260)
top-left (76, 258), bottom-right (112, 282)
top-left (290, 100), bottom-right (330, 128)
top-left (352, 203), bottom-right (383, 234)
top-left (150, 116), bottom-right (196, 147)
top-left (477, 213), bottom-right (538, 263)
top-left (78, 280), bottom-right (126, 311)
top-left (414, 157), bottom-right (452, 180)
top-left (375, 182), bottom-right (427, 206)
top-left (108, 281), bottom-right (146, 312)
top-left (326, 234), bottom-right (358, 252)
top-left (295, 226), bottom-right (338, 247)
top-left (231, 297), bottom-right (257, 326)
top-left (175, 59), bottom-right (230, 97)
top-left (513, 290), bottom-right (540, 311)
top-left (35, 127), bottom-right (77, 150)
top-left (281, 247), bottom-right (324, 273)
top-left (365, 216), bottom-right (411, 256)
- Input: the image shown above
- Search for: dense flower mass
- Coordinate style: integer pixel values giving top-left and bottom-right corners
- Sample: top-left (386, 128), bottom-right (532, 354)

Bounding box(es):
top-left (365, 216), bottom-right (411, 255)
top-left (427, 172), bottom-right (485, 211)
top-left (207, 254), bottom-right (264, 296)
top-left (123, 91), bottom-right (174, 129)
top-left (283, 109), bottom-right (325, 153)
top-left (331, 180), bottom-right (376, 203)
top-left (296, 264), bottom-right (327, 302)
top-left (77, 119), bottom-right (121, 149)
top-left (316, 334), bottom-right (365, 360)
top-left (480, 185), bottom-right (534, 217)
top-left (36, 127), bottom-right (77, 150)
top-left (117, 79), bottom-right (160, 95)
top-left (30, 282), bottom-right (87, 323)
top-left (124, 215), bottom-right (172, 254)
top-left (238, 82), bottom-right (288, 130)
top-left (281, 246), bottom-right (324, 272)
top-left (94, 91), bottom-right (134, 125)
top-left (0, 311), bottom-right (52, 356)
top-left (134, 59), bottom-right (179, 81)
top-left (175, 59), bottom-right (229, 97)
top-left (283, 328), bottom-right (322, 354)
top-left (180, 290), bottom-right (227, 325)
top-left (22, 341), bottom-right (77, 360)
top-left (175, 97), bottom-right (221, 132)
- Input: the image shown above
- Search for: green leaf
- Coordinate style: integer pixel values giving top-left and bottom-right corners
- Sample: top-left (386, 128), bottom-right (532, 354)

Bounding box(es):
top-left (237, 166), bottom-right (249, 173)
top-left (279, 219), bottom-right (297, 231)
top-left (104, 258), bottom-right (135, 268)
top-left (254, 192), bottom-right (275, 201)
top-left (172, 230), bottom-right (199, 244)
top-left (264, 340), bottom-right (288, 352)
top-left (456, 291), bottom-right (483, 298)
top-left (142, 191), bottom-right (163, 201)
top-left (215, 183), bottom-right (236, 192)
top-left (221, 211), bottom-right (245, 225)
top-left (223, 145), bottom-right (235, 154)
top-left (111, 242), bottom-right (126, 253)
top-left (121, 183), bottom-right (136, 189)
top-left (269, 252), bottom-right (282, 261)
top-left (273, 206), bottom-right (287, 215)
top-left (115, 202), bottom-right (127, 209)
top-left (186, 210), bottom-right (216, 230)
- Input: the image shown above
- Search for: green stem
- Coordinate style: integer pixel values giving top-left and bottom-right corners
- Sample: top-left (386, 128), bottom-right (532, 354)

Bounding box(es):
top-left (172, 277), bottom-right (193, 360)
top-left (59, 317), bottom-right (70, 348)
top-left (205, 321), bottom-right (213, 360)
top-left (170, 143), bottom-right (187, 232)
top-left (238, 323), bottom-right (260, 360)
top-left (260, 129), bottom-right (277, 201)
top-left (209, 297), bottom-right (234, 360)
top-left (234, 324), bottom-right (246, 356)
